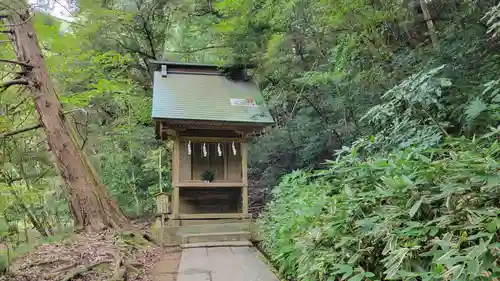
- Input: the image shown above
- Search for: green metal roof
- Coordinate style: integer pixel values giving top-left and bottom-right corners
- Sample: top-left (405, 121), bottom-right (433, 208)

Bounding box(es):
top-left (152, 71), bottom-right (274, 124)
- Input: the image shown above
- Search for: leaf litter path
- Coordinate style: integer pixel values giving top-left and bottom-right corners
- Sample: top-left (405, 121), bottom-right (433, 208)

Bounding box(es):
top-left (1, 221), bottom-right (176, 281)
top-left (173, 246), bottom-right (279, 281)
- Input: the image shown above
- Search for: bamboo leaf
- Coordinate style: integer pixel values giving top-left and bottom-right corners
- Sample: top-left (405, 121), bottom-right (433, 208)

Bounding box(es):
top-left (347, 273), bottom-right (365, 281)
top-left (409, 199), bottom-right (422, 218)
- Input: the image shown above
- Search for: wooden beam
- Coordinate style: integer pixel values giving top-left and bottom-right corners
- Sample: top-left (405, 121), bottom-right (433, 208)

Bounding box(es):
top-left (242, 185), bottom-right (249, 215)
top-left (241, 141), bottom-right (248, 186)
top-left (176, 181), bottom-right (245, 188)
top-left (241, 141), bottom-right (249, 215)
top-left (157, 121), bottom-right (162, 140)
top-left (172, 137), bottom-right (180, 219)
top-left (224, 143), bottom-right (228, 181)
top-left (179, 136), bottom-right (243, 142)
top-left (155, 118), bottom-right (271, 131)
top-left (176, 213), bottom-right (251, 219)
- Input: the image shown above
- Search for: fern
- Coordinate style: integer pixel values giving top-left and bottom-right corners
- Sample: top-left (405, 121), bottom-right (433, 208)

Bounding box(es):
top-left (463, 79), bottom-right (500, 131)
top-left (464, 98), bottom-right (488, 122)
top-left (483, 2), bottom-right (500, 38)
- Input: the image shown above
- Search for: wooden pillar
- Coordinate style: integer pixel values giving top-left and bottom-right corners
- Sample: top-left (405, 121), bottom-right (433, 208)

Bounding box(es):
top-left (155, 192), bottom-right (169, 246)
top-left (241, 141), bottom-right (249, 216)
top-left (172, 136), bottom-right (180, 221)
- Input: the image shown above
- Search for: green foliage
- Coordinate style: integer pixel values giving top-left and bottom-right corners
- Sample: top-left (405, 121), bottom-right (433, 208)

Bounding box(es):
top-left (179, 0), bottom-right (500, 196)
top-left (484, 2), bottom-right (500, 37)
top-left (251, 1), bottom-right (500, 275)
top-left (360, 65), bottom-right (451, 152)
top-left (95, 133), bottom-right (171, 217)
top-left (200, 170), bottom-right (215, 182)
top-left (1, 1), bottom-right (173, 244)
top-left (463, 79), bottom-right (500, 132)
top-left (259, 132), bottom-right (500, 281)
top-left (4, 2), bottom-right (500, 279)
top-left (28, 8), bottom-right (170, 219)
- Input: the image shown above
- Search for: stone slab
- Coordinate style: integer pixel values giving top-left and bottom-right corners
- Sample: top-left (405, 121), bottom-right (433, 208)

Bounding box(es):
top-left (176, 246), bottom-right (279, 281)
top-left (181, 240), bottom-right (252, 249)
top-left (181, 231), bottom-right (250, 244)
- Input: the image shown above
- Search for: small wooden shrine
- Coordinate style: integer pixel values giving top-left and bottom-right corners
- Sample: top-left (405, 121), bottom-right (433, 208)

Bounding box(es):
top-left (150, 61), bottom-right (273, 244)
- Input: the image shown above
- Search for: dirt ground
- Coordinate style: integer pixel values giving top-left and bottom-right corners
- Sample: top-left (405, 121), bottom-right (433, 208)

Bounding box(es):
top-left (0, 221), bottom-right (182, 281)
top-left (151, 247), bottom-right (181, 281)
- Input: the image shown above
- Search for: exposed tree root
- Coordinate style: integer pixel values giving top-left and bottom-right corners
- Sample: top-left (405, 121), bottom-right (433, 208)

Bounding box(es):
top-left (119, 230), bottom-right (156, 247)
top-left (124, 260), bottom-right (143, 270)
top-left (60, 260), bottom-right (112, 281)
top-left (0, 222), bottom-right (167, 281)
top-left (111, 268), bottom-right (126, 281)
top-left (29, 259), bottom-right (70, 269)
top-left (50, 262), bottom-right (77, 274)
top-left (110, 253), bottom-right (123, 281)
top-left (109, 256), bottom-right (142, 281)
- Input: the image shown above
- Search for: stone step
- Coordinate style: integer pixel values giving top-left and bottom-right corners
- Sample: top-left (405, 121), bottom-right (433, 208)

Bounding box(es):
top-left (181, 231), bottom-right (251, 244)
top-left (176, 222), bottom-right (250, 235)
top-left (180, 240), bottom-right (252, 249)
top-left (180, 218), bottom-right (249, 226)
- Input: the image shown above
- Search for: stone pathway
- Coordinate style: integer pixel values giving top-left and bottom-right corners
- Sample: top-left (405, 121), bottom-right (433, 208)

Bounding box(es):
top-left (176, 247), bottom-right (279, 281)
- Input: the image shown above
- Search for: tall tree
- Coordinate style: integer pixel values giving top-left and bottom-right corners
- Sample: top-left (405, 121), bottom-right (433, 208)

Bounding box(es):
top-left (0, 2), bottom-right (130, 232)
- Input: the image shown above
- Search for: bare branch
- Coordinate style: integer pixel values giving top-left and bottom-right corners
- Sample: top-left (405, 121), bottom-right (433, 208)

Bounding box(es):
top-left (7, 93), bottom-right (30, 113)
top-left (113, 38), bottom-right (155, 60)
top-left (56, 17), bottom-right (84, 27)
top-left (136, 13), bottom-right (157, 59)
top-left (165, 45), bottom-right (228, 54)
top-left (1, 78), bottom-right (29, 90)
top-left (52, 0), bottom-right (75, 17)
top-left (0, 58), bottom-right (33, 68)
top-left (6, 169), bottom-right (52, 184)
top-left (2, 13), bottom-right (32, 27)
top-left (64, 108), bottom-right (89, 149)
top-left (69, 112), bottom-right (89, 150)
top-left (0, 124), bottom-right (42, 139)
top-left (0, 40), bottom-right (10, 44)
top-left (62, 108), bottom-right (87, 115)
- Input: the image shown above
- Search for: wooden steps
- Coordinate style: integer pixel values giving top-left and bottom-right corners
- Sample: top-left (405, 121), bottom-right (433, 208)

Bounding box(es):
top-left (176, 221), bottom-right (251, 247)
top-left (155, 220), bottom-right (254, 246)
top-left (177, 222), bottom-right (250, 234)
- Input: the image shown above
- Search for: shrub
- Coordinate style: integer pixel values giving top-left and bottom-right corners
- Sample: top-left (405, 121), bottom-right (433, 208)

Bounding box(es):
top-left (258, 134), bottom-right (500, 281)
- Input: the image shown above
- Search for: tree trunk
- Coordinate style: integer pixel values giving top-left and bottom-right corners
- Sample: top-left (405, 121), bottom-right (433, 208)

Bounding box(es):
top-left (419, 0), bottom-right (439, 50)
top-left (2, 4), bottom-right (130, 232)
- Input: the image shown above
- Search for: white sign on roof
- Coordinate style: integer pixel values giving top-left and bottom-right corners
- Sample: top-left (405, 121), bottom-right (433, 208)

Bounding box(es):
top-left (230, 98), bottom-right (257, 107)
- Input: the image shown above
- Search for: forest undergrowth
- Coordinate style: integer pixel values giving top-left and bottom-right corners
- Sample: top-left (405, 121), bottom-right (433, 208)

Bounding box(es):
top-left (258, 133), bottom-right (500, 281)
